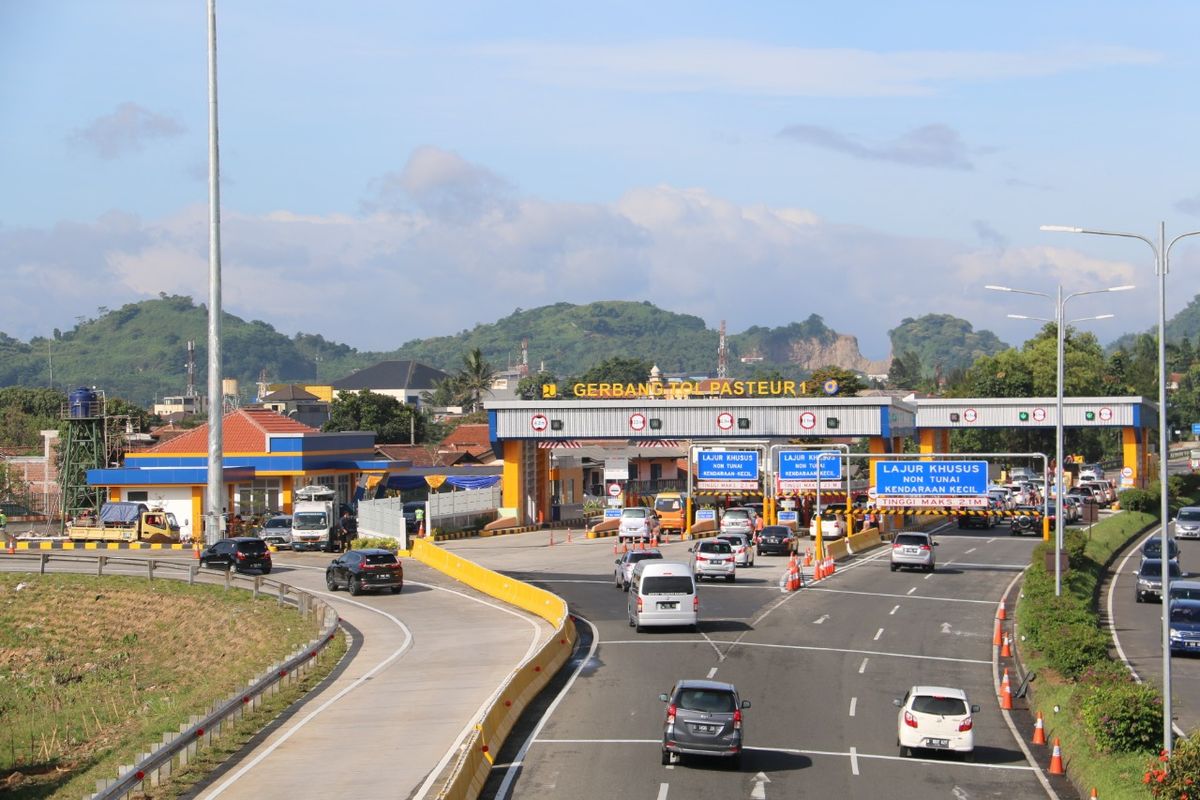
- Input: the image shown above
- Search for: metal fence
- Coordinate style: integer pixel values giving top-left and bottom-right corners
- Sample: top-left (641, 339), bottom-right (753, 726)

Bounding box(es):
top-left (429, 485), bottom-right (501, 531)
top-left (0, 552), bottom-right (340, 800)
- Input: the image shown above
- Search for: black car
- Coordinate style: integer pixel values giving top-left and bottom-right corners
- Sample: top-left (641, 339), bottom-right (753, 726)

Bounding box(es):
top-left (200, 537), bottom-right (272, 574)
top-left (956, 509), bottom-right (995, 530)
top-left (756, 525), bottom-right (797, 556)
top-left (326, 549), bottom-right (404, 595)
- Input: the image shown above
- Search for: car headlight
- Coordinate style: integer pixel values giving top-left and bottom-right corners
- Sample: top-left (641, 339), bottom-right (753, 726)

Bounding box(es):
top-left (1171, 628), bottom-right (1182, 638)
top-left (1139, 579), bottom-right (1154, 588)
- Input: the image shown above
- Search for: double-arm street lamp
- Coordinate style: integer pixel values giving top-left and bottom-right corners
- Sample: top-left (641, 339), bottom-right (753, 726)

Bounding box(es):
top-left (1041, 223), bottom-right (1200, 754)
top-left (984, 283), bottom-right (1133, 599)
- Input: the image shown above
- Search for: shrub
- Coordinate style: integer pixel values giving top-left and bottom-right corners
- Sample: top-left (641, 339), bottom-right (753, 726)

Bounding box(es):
top-left (1044, 621), bottom-right (1111, 679)
top-left (1022, 594), bottom-right (1096, 653)
top-left (1144, 735), bottom-right (1200, 797)
top-left (1080, 680), bottom-right (1161, 753)
top-left (1120, 488), bottom-right (1159, 514)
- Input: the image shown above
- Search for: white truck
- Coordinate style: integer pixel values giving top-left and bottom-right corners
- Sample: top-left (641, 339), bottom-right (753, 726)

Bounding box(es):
top-left (291, 485), bottom-right (337, 552)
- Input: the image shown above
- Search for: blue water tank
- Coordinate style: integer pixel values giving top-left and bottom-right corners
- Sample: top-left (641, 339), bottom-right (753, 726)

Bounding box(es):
top-left (69, 387), bottom-right (97, 418)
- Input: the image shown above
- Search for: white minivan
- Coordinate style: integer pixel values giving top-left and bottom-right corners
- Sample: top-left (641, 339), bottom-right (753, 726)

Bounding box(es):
top-left (628, 561), bottom-right (699, 632)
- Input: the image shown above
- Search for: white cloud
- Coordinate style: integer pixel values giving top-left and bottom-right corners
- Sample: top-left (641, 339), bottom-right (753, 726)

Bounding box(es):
top-left (70, 102), bottom-right (185, 160)
top-left (470, 40), bottom-right (1161, 97)
top-left (0, 148), bottom-right (1159, 360)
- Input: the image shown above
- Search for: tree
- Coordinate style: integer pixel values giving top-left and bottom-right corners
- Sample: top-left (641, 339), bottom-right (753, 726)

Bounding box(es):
top-left (325, 390), bottom-right (426, 444)
top-left (570, 356), bottom-right (654, 387)
top-left (887, 350), bottom-right (922, 390)
top-left (421, 376), bottom-right (461, 408)
top-left (802, 366), bottom-right (865, 396)
top-left (453, 348), bottom-right (497, 412)
top-left (516, 370), bottom-right (559, 400)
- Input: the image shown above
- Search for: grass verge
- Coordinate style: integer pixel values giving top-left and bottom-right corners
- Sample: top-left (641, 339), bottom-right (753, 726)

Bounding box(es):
top-left (1017, 507), bottom-right (1182, 799)
top-left (0, 573), bottom-right (345, 799)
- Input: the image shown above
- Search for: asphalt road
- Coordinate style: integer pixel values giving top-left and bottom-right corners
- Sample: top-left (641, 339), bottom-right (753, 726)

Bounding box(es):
top-left (1, 549), bottom-right (551, 800)
top-left (440, 527), bottom-right (1055, 800)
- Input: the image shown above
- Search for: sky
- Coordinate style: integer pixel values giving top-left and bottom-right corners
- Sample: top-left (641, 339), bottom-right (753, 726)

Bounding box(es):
top-left (4, 1), bottom-right (1200, 365)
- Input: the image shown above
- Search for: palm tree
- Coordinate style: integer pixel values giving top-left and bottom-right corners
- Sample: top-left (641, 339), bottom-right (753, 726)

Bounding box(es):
top-left (454, 348), bottom-right (497, 412)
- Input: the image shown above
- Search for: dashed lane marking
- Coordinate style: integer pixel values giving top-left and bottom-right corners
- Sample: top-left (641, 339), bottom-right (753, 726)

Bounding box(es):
top-left (597, 639), bottom-right (990, 665)
top-left (858, 657), bottom-right (869, 674)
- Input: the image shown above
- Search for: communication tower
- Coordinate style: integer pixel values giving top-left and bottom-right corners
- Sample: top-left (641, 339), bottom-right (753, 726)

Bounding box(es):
top-left (59, 388), bottom-right (129, 526)
top-left (717, 320), bottom-right (729, 379)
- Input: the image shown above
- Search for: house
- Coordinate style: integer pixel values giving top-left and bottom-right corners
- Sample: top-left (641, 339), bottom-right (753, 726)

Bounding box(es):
top-left (330, 360), bottom-right (452, 407)
top-left (258, 384), bottom-right (330, 429)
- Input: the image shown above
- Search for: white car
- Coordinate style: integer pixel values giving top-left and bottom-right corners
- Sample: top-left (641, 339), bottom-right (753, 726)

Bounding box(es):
top-left (895, 686), bottom-right (979, 758)
top-left (1175, 507), bottom-right (1200, 540)
top-left (809, 505), bottom-right (845, 539)
top-left (618, 507), bottom-right (661, 543)
top-left (691, 539), bottom-right (736, 582)
top-left (716, 533), bottom-right (755, 567)
top-left (613, 549), bottom-right (663, 590)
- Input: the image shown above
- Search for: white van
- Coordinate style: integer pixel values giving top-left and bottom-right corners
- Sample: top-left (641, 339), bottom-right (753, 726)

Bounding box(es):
top-left (628, 561), bottom-right (698, 632)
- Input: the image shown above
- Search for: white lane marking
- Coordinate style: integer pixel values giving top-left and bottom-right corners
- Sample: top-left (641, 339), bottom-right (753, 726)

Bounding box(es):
top-left (924, 570), bottom-right (935, 581)
top-left (889, 604), bottom-right (900, 615)
top-left (657, 782), bottom-right (669, 800)
top-left (849, 745), bottom-right (860, 775)
top-left (814, 614), bottom-right (830, 625)
top-left (751, 771), bottom-right (770, 799)
top-left (873, 628), bottom-right (884, 641)
top-left (858, 657), bottom-right (869, 674)
top-left (497, 615), bottom-right (600, 800)
top-left (907, 587), bottom-right (917, 595)
top-left (848, 697), bottom-right (857, 717)
top-left (966, 547), bottom-right (977, 554)
top-left (535, 579), bottom-right (613, 584)
top-left (699, 627), bottom-right (726, 660)
top-left (597, 639), bottom-right (990, 665)
top-left (532, 740), bottom-right (1038, 771)
top-left (707, 666), bottom-right (718, 679)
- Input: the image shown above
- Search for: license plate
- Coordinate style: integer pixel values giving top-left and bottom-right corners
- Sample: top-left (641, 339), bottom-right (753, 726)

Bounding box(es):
top-left (1188, 641), bottom-right (1200, 649)
top-left (693, 724), bottom-right (717, 733)
top-left (658, 601), bottom-right (678, 610)
top-left (904, 548), bottom-right (918, 554)
top-left (711, 558), bottom-right (727, 564)
top-left (924, 737), bottom-right (949, 748)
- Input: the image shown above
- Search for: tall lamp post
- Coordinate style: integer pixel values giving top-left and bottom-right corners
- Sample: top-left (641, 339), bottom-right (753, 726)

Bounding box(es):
top-left (1042, 223), bottom-right (1200, 754)
top-left (985, 283), bottom-right (1132, 599)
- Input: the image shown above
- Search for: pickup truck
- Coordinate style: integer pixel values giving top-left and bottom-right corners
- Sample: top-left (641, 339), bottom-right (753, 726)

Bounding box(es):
top-left (68, 502), bottom-right (180, 543)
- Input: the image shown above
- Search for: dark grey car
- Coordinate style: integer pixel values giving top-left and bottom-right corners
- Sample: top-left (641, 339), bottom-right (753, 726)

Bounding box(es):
top-left (660, 679), bottom-right (750, 768)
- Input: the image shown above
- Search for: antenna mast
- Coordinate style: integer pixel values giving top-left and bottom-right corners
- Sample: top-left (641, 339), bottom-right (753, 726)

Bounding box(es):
top-left (717, 320), bottom-right (728, 379)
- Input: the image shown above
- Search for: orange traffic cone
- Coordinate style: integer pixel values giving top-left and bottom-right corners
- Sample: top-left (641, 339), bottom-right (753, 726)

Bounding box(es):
top-left (549, 530), bottom-right (556, 547)
top-left (1089, 789), bottom-right (1098, 799)
top-left (1048, 738), bottom-right (1064, 774)
top-left (1000, 674), bottom-right (1013, 710)
top-left (828, 557), bottom-right (836, 575)
top-left (998, 598), bottom-right (1007, 620)
top-left (993, 618), bottom-right (1003, 646)
top-left (566, 529), bottom-right (572, 543)
top-left (1001, 633), bottom-right (1012, 658)
top-left (1032, 711), bottom-right (1046, 745)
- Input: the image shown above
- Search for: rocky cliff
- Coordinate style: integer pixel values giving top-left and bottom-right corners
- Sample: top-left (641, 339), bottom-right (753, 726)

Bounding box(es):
top-left (788, 334), bottom-right (891, 375)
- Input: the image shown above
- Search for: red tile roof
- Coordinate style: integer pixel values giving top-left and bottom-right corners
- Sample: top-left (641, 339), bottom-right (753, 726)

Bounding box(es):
top-left (140, 408), bottom-right (320, 454)
top-left (440, 424), bottom-right (492, 454)
top-left (375, 444), bottom-right (443, 468)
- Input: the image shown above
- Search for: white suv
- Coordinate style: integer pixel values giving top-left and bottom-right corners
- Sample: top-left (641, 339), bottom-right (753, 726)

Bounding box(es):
top-left (618, 507), bottom-right (661, 543)
top-left (691, 539), bottom-right (737, 582)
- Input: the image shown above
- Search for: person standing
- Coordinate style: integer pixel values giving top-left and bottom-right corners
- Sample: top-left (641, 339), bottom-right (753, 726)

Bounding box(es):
top-left (414, 504), bottom-right (425, 537)
top-left (340, 510), bottom-right (357, 552)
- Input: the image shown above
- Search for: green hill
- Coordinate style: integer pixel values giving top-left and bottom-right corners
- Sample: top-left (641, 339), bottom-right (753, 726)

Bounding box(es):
top-left (888, 314), bottom-right (1009, 379)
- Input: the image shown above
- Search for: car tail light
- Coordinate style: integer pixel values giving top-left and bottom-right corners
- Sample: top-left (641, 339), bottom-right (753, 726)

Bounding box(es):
top-left (919, 545), bottom-right (930, 551)
top-left (697, 554), bottom-right (707, 561)
top-left (892, 543), bottom-right (902, 549)
top-left (959, 716), bottom-right (973, 732)
top-left (733, 709), bottom-right (742, 730)
top-left (667, 703), bottom-right (676, 725)
top-left (904, 710), bottom-right (918, 728)
top-left (693, 595), bottom-right (699, 612)
top-left (236, 551), bottom-right (247, 560)
top-left (636, 597), bottom-right (643, 613)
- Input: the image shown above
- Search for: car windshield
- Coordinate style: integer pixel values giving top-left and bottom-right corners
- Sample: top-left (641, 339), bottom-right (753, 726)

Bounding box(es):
top-left (263, 517), bottom-right (290, 529)
top-left (699, 541), bottom-right (732, 554)
top-left (718, 535), bottom-right (747, 546)
top-left (761, 526), bottom-right (789, 537)
top-left (724, 510), bottom-right (750, 521)
top-left (642, 576), bottom-right (694, 595)
top-left (238, 540), bottom-right (268, 554)
top-left (1141, 560), bottom-right (1183, 578)
top-left (362, 553), bottom-right (398, 566)
top-left (622, 508), bottom-right (648, 519)
top-left (894, 534), bottom-right (929, 546)
top-left (911, 695), bottom-right (967, 716)
top-left (677, 689), bottom-right (736, 713)
top-left (1171, 586), bottom-right (1200, 601)
top-left (629, 552), bottom-right (662, 564)
top-left (1171, 604), bottom-right (1200, 623)
top-left (655, 498), bottom-right (682, 512)
top-left (1179, 509), bottom-right (1200, 523)
top-left (293, 512), bottom-right (327, 530)
top-left (1144, 540), bottom-right (1179, 556)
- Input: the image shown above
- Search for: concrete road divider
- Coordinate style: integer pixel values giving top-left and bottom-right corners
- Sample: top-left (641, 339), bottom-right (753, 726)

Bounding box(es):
top-left (409, 539), bottom-right (576, 800)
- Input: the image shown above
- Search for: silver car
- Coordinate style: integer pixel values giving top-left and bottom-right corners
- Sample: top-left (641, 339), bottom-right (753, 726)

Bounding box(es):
top-left (719, 508), bottom-right (757, 537)
top-left (258, 514), bottom-right (293, 546)
top-left (660, 679), bottom-right (750, 768)
top-left (614, 549), bottom-right (663, 590)
top-left (618, 507), bottom-right (661, 543)
top-left (1175, 507), bottom-right (1200, 540)
top-left (716, 533), bottom-right (755, 567)
top-left (691, 539), bottom-right (736, 582)
top-left (890, 532), bottom-right (937, 572)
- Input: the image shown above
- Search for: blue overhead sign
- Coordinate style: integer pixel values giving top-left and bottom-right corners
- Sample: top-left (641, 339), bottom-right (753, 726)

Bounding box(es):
top-left (874, 461), bottom-right (988, 498)
top-left (778, 450), bottom-right (842, 481)
top-left (1192, 422), bottom-right (1200, 436)
top-left (697, 450), bottom-right (760, 481)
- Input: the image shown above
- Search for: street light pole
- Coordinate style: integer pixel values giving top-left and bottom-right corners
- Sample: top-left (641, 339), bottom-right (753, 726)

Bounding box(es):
top-left (986, 283), bottom-right (1131, 597)
top-left (1041, 223), bottom-right (1200, 754)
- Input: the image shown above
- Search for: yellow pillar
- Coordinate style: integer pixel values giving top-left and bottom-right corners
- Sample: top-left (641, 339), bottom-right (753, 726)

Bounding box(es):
top-left (502, 440), bottom-right (525, 523)
top-left (536, 447), bottom-right (550, 525)
top-left (108, 487), bottom-right (121, 503)
top-left (918, 428), bottom-right (937, 455)
top-left (938, 429), bottom-right (951, 453)
top-left (282, 477), bottom-right (294, 515)
top-left (1122, 427), bottom-right (1144, 489)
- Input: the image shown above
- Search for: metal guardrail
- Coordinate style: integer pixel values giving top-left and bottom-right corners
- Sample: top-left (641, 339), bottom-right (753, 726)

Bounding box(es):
top-left (0, 552), bottom-right (340, 800)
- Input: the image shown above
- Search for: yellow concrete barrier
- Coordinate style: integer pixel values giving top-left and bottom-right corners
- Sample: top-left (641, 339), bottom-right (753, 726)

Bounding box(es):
top-left (844, 527), bottom-right (883, 556)
top-left (824, 538), bottom-right (850, 561)
top-left (409, 539), bottom-right (576, 800)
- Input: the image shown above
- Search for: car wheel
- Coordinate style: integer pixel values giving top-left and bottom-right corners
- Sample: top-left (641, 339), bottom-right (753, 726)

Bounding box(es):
top-left (926, 564), bottom-right (935, 573)
top-left (629, 615), bottom-right (635, 627)
top-left (1136, 593), bottom-right (1144, 603)
top-left (635, 623), bottom-right (643, 633)
top-left (900, 745), bottom-right (910, 758)
top-left (962, 750), bottom-right (975, 763)
top-left (729, 753), bottom-right (742, 770)
top-left (348, 576), bottom-right (362, 596)
top-left (661, 749), bottom-right (671, 766)
top-left (890, 564), bottom-right (898, 572)
top-left (726, 574), bottom-right (735, 582)
top-left (261, 566), bottom-right (271, 575)
top-left (391, 585), bottom-right (402, 594)
top-left (326, 573), bottom-right (338, 591)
